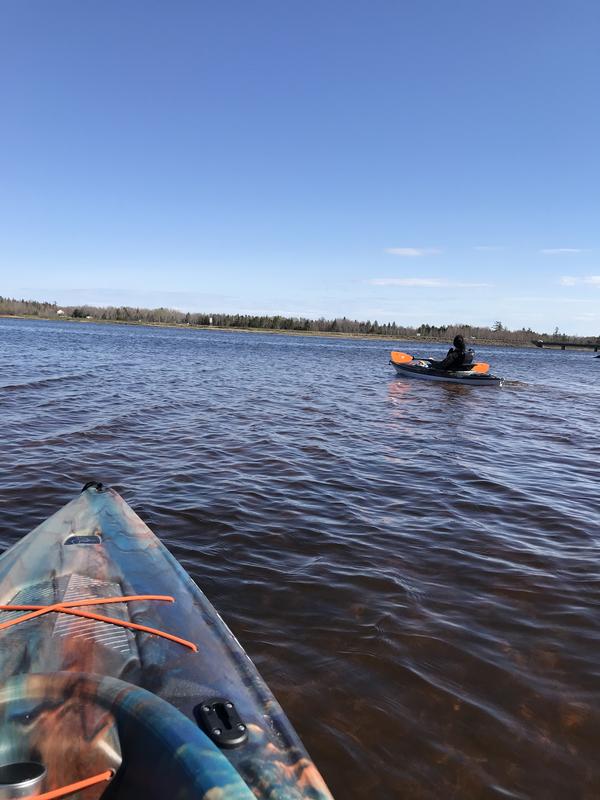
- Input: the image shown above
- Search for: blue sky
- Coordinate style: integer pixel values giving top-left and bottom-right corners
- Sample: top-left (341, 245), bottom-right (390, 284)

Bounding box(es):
top-left (1, 0), bottom-right (599, 333)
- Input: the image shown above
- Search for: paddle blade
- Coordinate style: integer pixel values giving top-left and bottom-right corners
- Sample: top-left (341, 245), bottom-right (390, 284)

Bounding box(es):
top-left (390, 351), bottom-right (413, 365)
top-left (471, 362), bottom-right (490, 374)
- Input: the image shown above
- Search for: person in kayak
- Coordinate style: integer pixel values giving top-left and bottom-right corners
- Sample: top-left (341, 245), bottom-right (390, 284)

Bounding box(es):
top-left (433, 334), bottom-right (474, 371)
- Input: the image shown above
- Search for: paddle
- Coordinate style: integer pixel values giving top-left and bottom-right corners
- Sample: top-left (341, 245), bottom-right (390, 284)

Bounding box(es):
top-left (390, 350), bottom-right (490, 373)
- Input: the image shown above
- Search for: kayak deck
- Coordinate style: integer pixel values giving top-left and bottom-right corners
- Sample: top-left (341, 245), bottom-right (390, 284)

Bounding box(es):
top-left (0, 485), bottom-right (333, 799)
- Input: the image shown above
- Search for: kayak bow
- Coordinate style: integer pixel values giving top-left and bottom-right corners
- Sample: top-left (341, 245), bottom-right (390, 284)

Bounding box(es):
top-left (0, 485), bottom-right (334, 800)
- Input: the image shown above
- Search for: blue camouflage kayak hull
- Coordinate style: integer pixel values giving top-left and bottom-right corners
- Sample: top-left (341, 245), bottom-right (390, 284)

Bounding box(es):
top-left (0, 485), bottom-right (334, 800)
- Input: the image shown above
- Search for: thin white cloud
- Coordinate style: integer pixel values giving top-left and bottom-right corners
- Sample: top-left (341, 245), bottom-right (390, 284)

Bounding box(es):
top-left (369, 278), bottom-right (491, 288)
top-left (560, 275), bottom-right (600, 286)
top-left (384, 247), bottom-right (441, 257)
top-left (541, 248), bottom-right (585, 255)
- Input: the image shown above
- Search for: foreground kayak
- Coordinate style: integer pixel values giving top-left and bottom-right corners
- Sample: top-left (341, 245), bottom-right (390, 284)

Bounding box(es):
top-left (0, 484), bottom-right (334, 800)
top-left (390, 351), bottom-right (503, 386)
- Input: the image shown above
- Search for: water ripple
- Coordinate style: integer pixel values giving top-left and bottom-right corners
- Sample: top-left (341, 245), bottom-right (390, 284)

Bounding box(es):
top-left (0, 319), bottom-right (599, 798)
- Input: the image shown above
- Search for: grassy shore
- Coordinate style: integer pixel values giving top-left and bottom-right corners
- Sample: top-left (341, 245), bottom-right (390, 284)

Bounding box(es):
top-left (0, 312), bottom-right (543, 348)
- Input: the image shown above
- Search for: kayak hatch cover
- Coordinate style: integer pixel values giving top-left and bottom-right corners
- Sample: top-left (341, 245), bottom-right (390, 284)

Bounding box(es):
top-left (0, 484), bottom-right (334, 800)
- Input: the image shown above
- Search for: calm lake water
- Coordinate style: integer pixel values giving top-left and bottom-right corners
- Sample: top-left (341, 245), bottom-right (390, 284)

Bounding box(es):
top-left (0, 318), bottom-right (599, 799)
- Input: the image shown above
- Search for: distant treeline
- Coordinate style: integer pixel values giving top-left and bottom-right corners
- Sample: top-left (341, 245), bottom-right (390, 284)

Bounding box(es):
top-left (1, 296), bottom-right (598, 345)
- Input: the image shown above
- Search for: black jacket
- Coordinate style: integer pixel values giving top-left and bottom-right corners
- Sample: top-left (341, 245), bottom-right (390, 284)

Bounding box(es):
top-left (437, 347), bottom-right (474, 371)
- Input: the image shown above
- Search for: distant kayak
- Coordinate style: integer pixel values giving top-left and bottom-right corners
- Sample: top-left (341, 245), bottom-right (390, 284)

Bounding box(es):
top-left (0, 484), bottom-right (334, 800)
top-left (390, 351), bottom-right (504, 386)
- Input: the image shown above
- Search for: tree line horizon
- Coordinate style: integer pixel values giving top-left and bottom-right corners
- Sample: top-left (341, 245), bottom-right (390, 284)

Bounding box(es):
top-left (0, 295), bottom-right (596, 344)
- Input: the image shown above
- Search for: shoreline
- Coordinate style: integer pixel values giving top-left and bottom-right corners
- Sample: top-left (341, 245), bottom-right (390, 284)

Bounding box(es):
top-left (0, 312), bottom-right (577, 349)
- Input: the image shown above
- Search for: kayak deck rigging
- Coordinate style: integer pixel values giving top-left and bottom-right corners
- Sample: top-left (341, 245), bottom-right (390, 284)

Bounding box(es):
top-left (0, 594), bottom-right (197, 652)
